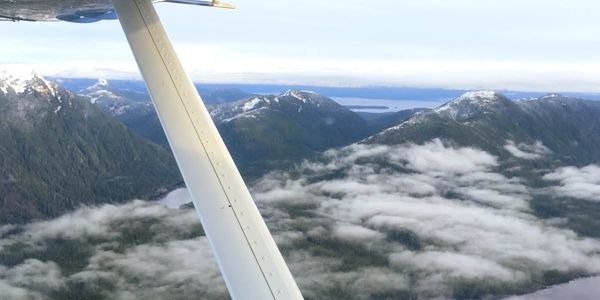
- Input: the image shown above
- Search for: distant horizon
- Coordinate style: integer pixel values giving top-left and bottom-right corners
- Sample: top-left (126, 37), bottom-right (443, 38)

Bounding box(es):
top-left (3, 64), bottom-right (600, 95)
top-left (4, 66), bottom-right (600, 102)
top-left (47, 75), bottom-right (600, 100)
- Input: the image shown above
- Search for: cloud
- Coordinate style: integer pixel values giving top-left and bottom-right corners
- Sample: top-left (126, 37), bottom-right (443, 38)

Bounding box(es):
top-left (87, 239), bottom-right (227, 299)
top-left (333, 225), bottom-right (384, 242)
top-left (159, 188), bottom-right (192, 209)
top-left (393, 139), bottom-right (499, 174)
top-left (504, 140), bottom-right (552, 160)
top-left (252, 140), bottom-right (600, 297)
top-left (389, 251), bottom-right (520, 280)
top-left (0, 281), bottom-right (31, 300)
top-left (2, 140), bottom-right (600, 299)
top-left (0, 200), bottom-right (226, 299)
top-left (543, 165), bottom-right (600, 201)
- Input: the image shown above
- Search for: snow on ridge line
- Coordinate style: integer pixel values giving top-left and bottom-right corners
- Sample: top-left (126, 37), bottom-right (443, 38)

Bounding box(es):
top-left (80, 78), bottom-right (111, 94)
top-left (0, 70), bottom-right (36, 94)
top-left (281, 89), bottom-right (320, 103)
top-left (0, 69), bottom-right (56, 96)
top-left (281, 89), bottom-right (318, 95)
top-left (242, 97), bottom-right (264, 111)
top-left (222, 106), bottom-right (268, 123)
top-left (435, 90), bottom-right (502, 114)
top-left (457, 90), bottom-right (499, 100)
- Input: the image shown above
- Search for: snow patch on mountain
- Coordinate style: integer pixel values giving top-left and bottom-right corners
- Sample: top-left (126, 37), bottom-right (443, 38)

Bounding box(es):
top-left (77, 78), bottom-right (154, 117)
top-left (222, 106), bottom-right (268, 123)
top-left (38, 76), bottom-right (57, 97)
top-left (80, 79), bottom-right (124, 104)
top-left (0, 70), bottom-right (56, 97)
top-left (0, 70), bottom-right (32, 94)
top-left (374, 110), bottom-right (430, 137)
top-left (458, 90), bottom-right (498, 101)
top-left (436, 91), bottom-right (500, 113)
top-left (435, 90), bottom-right (508, 120)
top-left (539, 93), bottom-right (564, 100)
top-left (242, 97), bottom-right (264, 111)
top-left (97, 78), bottom-right (109, 86)
top-left (282, 89), bottom-right (316, 103)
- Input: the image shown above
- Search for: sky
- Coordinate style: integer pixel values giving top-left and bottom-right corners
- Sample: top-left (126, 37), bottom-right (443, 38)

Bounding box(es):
top-left (2, 0), bottom-right (600, 92)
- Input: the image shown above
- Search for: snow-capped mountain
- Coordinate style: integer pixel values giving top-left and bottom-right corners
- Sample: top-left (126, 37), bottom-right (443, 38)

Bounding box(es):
top-left (76, 84), bottom-right (370, 176)
top-left (79, 78), bottom-right (120, 104)
top-left (0, 70), bottom-right (77, 124)
top-left (0, 70), bottom-right (59, 99)
top-left (0, 71), bottom-right (180, 223)
top-left (434, 90), bottom-right (513, 121)
top-left (79, 78), bottom-right (153, 116)
top-left (77, 79), bottom-right (169, 147)
top-left (210, 89), bottom-right (358, 124)
top-left (212, 90), bottom-right (369, 176)
top-left (368, 90), bottom-right (600, 166)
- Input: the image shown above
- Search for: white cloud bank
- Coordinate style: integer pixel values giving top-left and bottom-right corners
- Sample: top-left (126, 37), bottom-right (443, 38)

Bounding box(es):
top-left (504, 140), bottom-right (552, 160)
top-left (543, 165), bottom-right (600, 202)
top-left (253, 139), bottom-right (600, 298)
top-left (0, 200), bottom-right (227, 299)
top-left (2, 139), bottom-right (600, 299)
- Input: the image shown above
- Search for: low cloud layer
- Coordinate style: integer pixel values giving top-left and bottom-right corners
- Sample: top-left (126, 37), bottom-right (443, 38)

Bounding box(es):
top-left (0, 201), bottom-right (227, 299)
top-left (254, 139), bottom-right (600, 298)
top-left (543, 165), bottom-right (600, 202)
top-left (504, 140), bottom-right (552, 160)
top-left (1, 139), bottom-right (599, 299)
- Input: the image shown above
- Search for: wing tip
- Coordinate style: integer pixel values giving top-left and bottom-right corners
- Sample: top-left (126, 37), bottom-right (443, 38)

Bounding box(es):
top-left (213, 1), bottom-right (236, 9)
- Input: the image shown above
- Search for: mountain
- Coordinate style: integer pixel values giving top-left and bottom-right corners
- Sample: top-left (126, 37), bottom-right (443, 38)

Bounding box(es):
top-left (0, 71), bottom-right (181, 224)
top-left (79, 79), bottom-right (170, 148)
top-left (365, 108), bottom-right (430, 134)
top-left (78, 80), bottom-right (254, 148)
top-left (72, 78), bottom-right (253, 105)
top-left (80, 83), bottom-right (370, 177)
top-left (368, 91), bottom-right (600, 165)
top-left (199, 87), bottom-right (254, 104)
top-left (210, 90), bottom-right (369, 176)
top-left (79, 79), bottom-right (156, 127)
top-left (5, 81), bottom-right (600, 299)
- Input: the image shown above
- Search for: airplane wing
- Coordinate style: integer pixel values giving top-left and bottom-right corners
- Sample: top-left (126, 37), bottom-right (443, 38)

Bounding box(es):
top-left (113, 0), bottom-right (302, 298)
top-left (0, 0), bottom-right (302, 299)
top-left (0, 0), bottom-right (232, 22)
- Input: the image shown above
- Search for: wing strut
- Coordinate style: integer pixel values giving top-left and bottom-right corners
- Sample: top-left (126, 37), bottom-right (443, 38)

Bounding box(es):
top-left (112, 1), bottom-right (304, 299)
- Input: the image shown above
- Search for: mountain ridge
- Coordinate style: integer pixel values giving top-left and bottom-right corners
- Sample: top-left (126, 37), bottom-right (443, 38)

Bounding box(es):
top-left (0, 72), bottom-right (181, 223)
top-left (369, 90), bottom-right (600, 166)
top-left (212, 90), bottom-right (369, 176)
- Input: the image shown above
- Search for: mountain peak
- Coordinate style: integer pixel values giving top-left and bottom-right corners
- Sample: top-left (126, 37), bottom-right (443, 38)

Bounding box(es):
top-left (540, 93), bottom-right (564, 99)
top-left (80, 78), bottom-right (125, 104)
top-left (280, 89), bottom-right (319, 102)
top-left (457, 90), bottom-right (500, 100)
top-left (435, 90), bottom-right (510, 120)
top-left (84, 78), bottom-right (111, 91)
top-left (97, 78), bottom-right (109, 87)
top-left (0, 70), bottom-right (56, 97)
